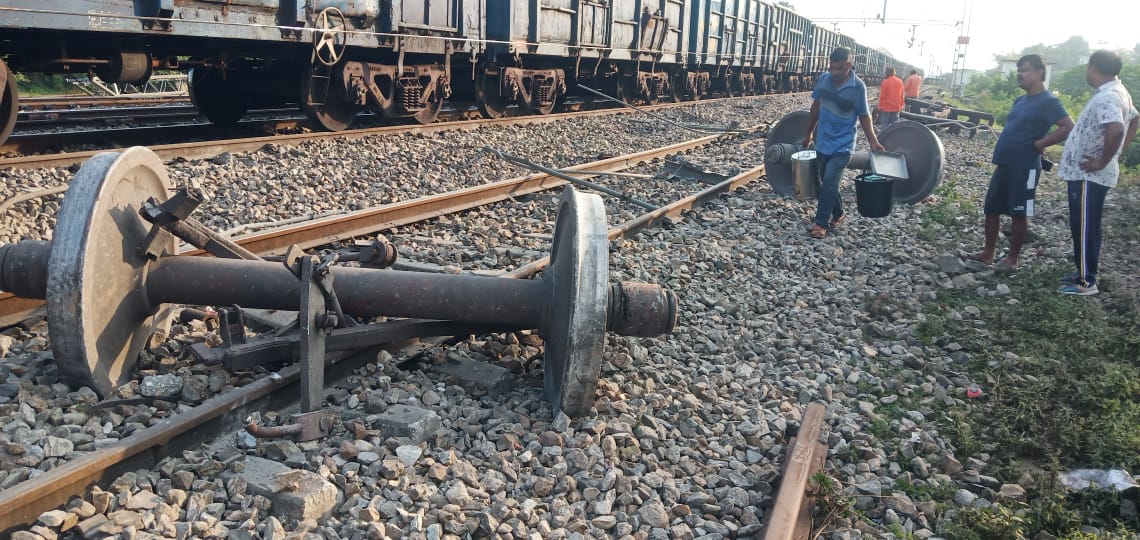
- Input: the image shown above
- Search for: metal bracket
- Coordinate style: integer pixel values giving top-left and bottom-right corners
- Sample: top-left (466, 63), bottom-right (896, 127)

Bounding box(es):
top-left (219, 306), bottom-right (247, 348)
top-left (140, 188), bottom-right (261, 261)
top-left (298, 255), bottom-right (330, 413)
top-left (241, 255), bottom-right (338, 443)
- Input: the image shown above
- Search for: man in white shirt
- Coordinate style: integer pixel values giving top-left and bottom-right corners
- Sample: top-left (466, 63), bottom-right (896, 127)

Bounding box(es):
top-left (1056, 50), bottom-right (1139, 295)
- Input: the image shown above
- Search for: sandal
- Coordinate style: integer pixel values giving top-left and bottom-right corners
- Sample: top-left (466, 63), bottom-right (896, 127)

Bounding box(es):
top-left (809, 225), bottom-right (827, 239)
top-left (961, 252), bottom-right (992, 265)
top-left (829, 215), bottom-right (847, 228)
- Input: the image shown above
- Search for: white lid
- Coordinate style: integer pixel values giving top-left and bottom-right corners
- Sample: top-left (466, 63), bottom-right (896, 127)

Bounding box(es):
top-left (791, 150), bottom-right (817, 160)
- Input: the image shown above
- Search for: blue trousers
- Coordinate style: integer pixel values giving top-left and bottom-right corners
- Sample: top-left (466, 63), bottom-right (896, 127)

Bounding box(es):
top-left (1067, 180), bottom-right (1110, 286)
top-left (814, 151), bottom-right (851, 228)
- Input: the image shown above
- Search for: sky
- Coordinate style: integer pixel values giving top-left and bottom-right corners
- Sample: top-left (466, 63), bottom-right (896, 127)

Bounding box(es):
top-left (787, 0), bottom-right (1138, 76)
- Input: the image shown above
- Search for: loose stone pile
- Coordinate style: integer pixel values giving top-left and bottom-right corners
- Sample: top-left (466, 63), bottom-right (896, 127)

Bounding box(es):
top-left (3, 97), bottom-right (1133, 539)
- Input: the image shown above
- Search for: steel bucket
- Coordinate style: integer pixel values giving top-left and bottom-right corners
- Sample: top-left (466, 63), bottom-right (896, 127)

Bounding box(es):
top-left (791, 150), bottom-right (819, 199)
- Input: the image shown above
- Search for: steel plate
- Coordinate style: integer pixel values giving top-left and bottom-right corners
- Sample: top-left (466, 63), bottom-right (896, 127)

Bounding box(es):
top-left (47, 147), bottom-right (175, 396)
top-left (764, 110), bottom-right (811, 196)
top-left (542, 186), bottom-right (608, 418)
top-left (879, 120), bottom-right (945, 204)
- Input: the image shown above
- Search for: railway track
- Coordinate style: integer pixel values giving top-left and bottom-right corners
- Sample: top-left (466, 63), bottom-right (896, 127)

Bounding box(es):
top-left (0, 91), bottom-right (877, 540)
top-left (15, 104), bottom-right (299, 128)
top-left (0, 123), bottom-right (756, 326)
top-left (18, 95), bottom-right (191, 109)
top-left (0, 134), bottom-right (829, 538)
top-left (0, 94), bottom-right (769, 161)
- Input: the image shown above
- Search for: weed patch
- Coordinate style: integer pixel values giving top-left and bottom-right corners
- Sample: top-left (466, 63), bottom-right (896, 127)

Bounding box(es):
top-left (917, 260), bottom-right (1140, 535)
top-left (919, 177), bottom-right (982, 241)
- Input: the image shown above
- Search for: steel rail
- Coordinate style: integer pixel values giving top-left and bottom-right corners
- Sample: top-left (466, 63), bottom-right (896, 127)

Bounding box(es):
top-left (19, 95), bottom-right (191, 109)
top-left (0, 95), bottom-right (762, 169)
top-left (0, 145), bottom-right (767, 536)
top-left (759, 402), bottom-right (830, 540)
top-left (17, 104), bottom-right (200, 123)
top-left (0, 126), bottom-right (756, 326)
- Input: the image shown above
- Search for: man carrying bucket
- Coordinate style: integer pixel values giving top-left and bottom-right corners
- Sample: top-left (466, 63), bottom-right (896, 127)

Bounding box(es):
top-left (802, 47), bottom-right (885, 239)
top-left (965, 54), bottom-right (1073, 270)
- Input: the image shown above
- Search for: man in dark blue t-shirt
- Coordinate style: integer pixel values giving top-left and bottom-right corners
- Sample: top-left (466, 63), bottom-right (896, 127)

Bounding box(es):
top-left (966, 54), bottom-right (1073, 269)
top-left (802, 47), bottom-right (885, 239)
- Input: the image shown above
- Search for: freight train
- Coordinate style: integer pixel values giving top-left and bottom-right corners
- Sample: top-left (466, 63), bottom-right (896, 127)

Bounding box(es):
top-left (0, 0), bottom-right (922, 145)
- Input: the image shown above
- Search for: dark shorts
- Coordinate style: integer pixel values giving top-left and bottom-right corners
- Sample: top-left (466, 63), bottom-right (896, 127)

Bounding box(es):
top-left (984, 165), bottom-right (1041, 217)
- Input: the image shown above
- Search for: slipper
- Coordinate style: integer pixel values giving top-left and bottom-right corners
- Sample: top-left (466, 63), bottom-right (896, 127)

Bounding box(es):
top-left (829, 215), bottom-right (848, 228)
top-left (993, 260), bottom-right (1018, 272)
top-left (961, 252), bottom-right (992, 265)
top-left (809, 225), bottom-right (827, 239)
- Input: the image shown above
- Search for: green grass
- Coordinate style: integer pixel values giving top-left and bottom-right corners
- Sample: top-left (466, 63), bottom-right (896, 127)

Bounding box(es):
top-left (918, 176), bottom-right (982, 241)
top-left (915, 260), bottom-right (1140, 536)
top-left (918, 262), bottom-right (1140, 469)
top-left (13, 73), bottom-right (75, 97)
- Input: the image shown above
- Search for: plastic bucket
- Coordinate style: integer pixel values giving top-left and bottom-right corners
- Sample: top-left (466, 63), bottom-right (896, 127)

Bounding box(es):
top-left (791, 150), bottom-right (818, 199)
top-left (855, 173), bottom-right (895, 218)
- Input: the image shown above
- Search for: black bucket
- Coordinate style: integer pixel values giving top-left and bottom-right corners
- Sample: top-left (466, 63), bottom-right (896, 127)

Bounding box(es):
top-left (855, 173), bottom-right (895, 218)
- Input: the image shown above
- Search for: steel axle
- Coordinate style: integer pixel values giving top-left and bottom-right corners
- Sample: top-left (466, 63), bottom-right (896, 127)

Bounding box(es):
top-left (0, 147), bottom-right (678, 417)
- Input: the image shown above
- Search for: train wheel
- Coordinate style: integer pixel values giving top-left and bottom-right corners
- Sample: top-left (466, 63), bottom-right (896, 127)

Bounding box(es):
top-left (302, 68), bottom-right (358, 131)
top-left (668, 76), bottom-right (682, 103)
top-left (189, 67), bottom-right (248, 125)
top-left (476, 71), bottom-right (511, 119)
top-left (0, 59), bottom-right (17, 146)
top-left (618, 75), bottom-right (638, 104)
top-left (520, 77), bottom-right (559, 115)
top-left (411, 97), bottom-right (442, 124)
top-left (688, 76), bottom-right (703, 101)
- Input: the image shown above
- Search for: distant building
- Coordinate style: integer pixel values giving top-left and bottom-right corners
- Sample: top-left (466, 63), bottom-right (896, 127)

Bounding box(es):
top-left (951, 68), bottom-right (978, 88)
top-left (999, 58), bottom-right (1055, 88)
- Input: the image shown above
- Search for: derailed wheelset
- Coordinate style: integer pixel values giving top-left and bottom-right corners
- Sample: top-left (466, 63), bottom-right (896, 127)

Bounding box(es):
top-left (0, 147), bottom-right (678, 430)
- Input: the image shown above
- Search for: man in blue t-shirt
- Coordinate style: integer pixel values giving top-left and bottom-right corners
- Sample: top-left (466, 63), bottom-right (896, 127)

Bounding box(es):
top-left (802, 47), bottom-right (885, 239)
top-left (966, 54), bottom-right (1073, 269)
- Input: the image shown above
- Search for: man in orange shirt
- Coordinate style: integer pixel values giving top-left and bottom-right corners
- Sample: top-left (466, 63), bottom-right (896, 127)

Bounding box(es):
top-left (877, 66), bottom-right (905, 129)
top-left (905, 69), bottom-right (922, 98)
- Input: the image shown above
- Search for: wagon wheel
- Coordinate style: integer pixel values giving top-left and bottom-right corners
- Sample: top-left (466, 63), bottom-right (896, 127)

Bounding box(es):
top-left (48, 147), bottom-right (175, 397)
top-left (302, 66), bottom-right (358, 131)
top-left (312, 7), bottom-right (348, 67)
top-left (722, 78), bottom-right (736, 98)
top-left (188, 67), bottom-right (248, 125)
top-left (543, 186), bottom-right (608, 417)
top-left (617, 74), bottom-right (639, 104)
top-left (411, 87), bottom-right (443, 124)
top-left (0, 59), bottom-right (18, 146)
top-left (476, 69), bottom-right (511, 119)
top-left (521, 77), bottom-right (559, 116)
top-left (666, 75), bottom-right (682, 103)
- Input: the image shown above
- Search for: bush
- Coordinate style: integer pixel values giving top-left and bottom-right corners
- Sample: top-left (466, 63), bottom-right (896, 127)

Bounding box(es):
top-left (960, 63), bottom-right (1140, 169)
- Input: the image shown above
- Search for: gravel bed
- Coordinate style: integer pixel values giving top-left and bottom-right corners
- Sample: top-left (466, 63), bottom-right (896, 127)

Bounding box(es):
top-left (6, 99), bottom-right (1119, 540)
top-left (0, 96), bottom-right (803, 245)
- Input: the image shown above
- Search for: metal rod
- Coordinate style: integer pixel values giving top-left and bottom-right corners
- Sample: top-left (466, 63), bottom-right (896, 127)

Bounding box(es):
top-left (478, 147), bottom-right (659, 211)
top-left (576, 84), bottom-right (747, 135)
top-left (166, 218), bottom-right (262, 260)
top-left (143, 255), bottom-right (548, 328)
top-left (554, 169), bottom-right (654, 179)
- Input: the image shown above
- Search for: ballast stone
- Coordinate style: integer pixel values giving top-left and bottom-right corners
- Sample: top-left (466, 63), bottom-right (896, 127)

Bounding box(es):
top-left (239, 456), bottom-right (341, 522)
top-left (430, 353), bottom-right (515, 397)
top-left (373, 404), bottom-right (441, 443)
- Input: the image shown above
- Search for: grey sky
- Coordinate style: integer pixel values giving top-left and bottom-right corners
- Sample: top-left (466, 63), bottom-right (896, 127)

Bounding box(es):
top-left (788, 0), bottom-right (1135, 75)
